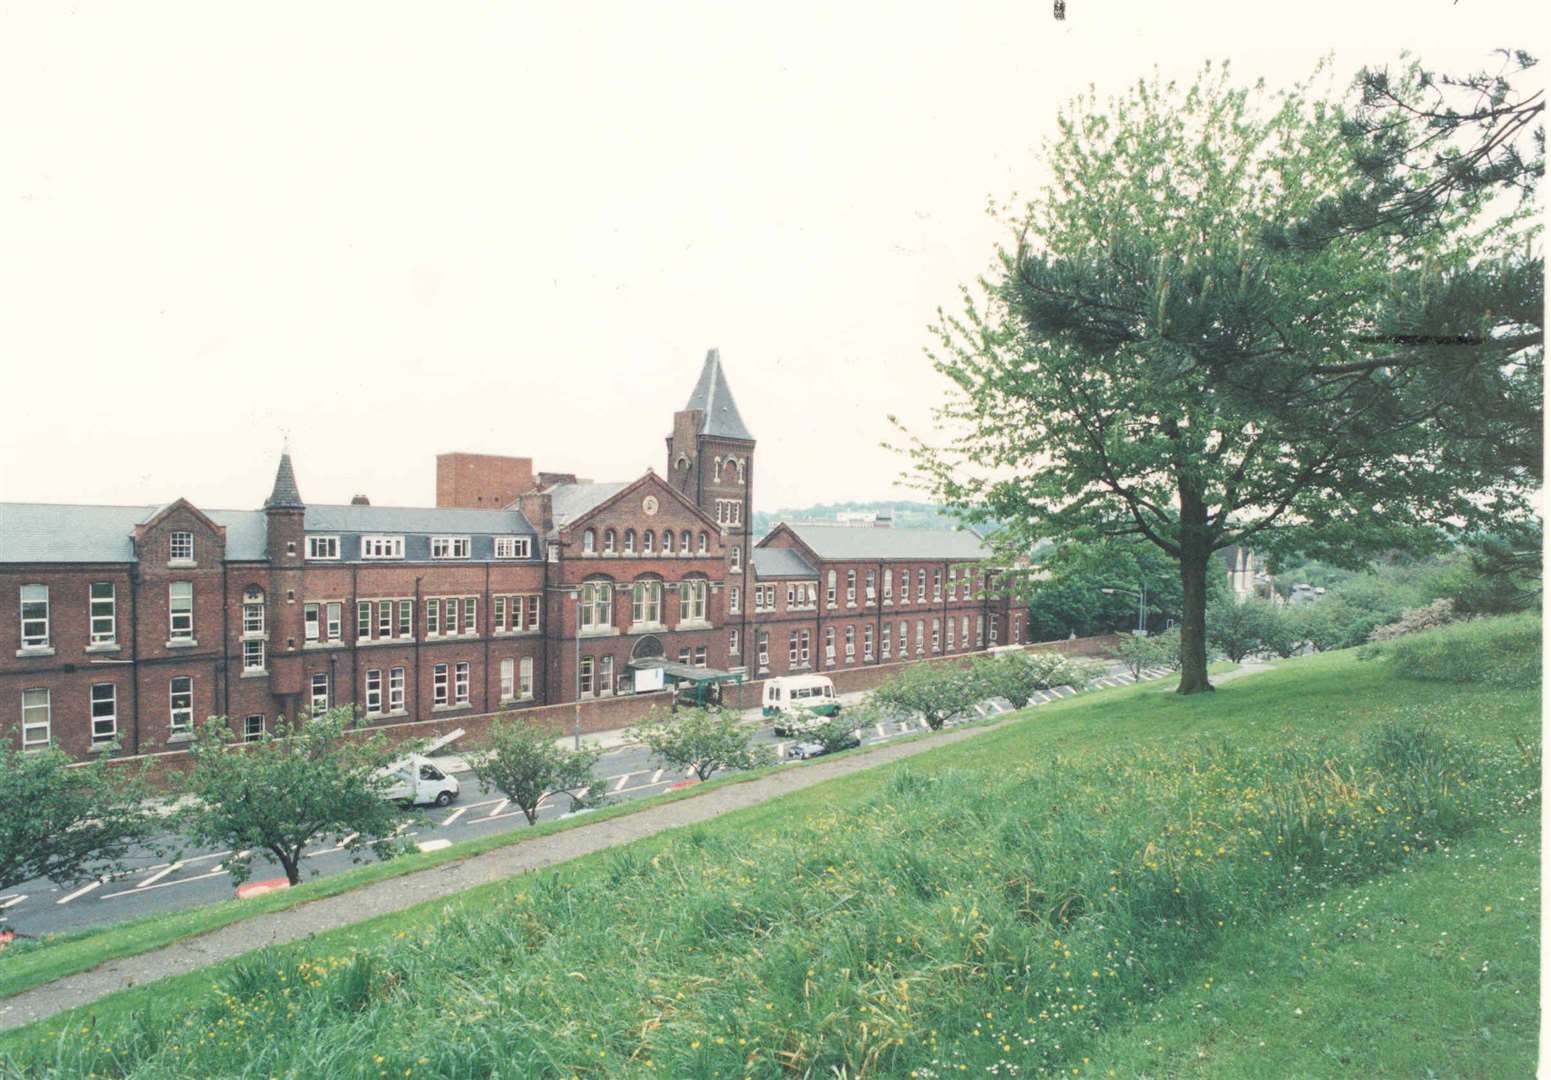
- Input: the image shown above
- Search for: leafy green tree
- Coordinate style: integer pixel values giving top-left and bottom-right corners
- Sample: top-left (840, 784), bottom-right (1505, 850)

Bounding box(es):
top-left (1206, 596), bottom-right (1289, 663)
top-left (971, 650), bottom-right (1095, 708)
top-left (1112, 629), bottom-right (1181, 680)
top-left (1024, 539), bottom-right (1210, 639)
top-left (468, 719), bottom-right (605, 825)
top-left (802, 707), bottom-right (868, 755)
top-left (180, 709), bottom-right (411, 887)
top-left (629, 706), bottom-right (775, 783)
top-left (872, 661), bottom-right (982, 731)
top-left (907, 65), bottom-right (1520, 694)
top-left (0, 739), bottom-right (156, 903)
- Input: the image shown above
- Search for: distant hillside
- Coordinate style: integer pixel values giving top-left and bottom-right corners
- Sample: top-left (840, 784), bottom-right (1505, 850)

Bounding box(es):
top-left (752, 501), bottom-right (968, 537)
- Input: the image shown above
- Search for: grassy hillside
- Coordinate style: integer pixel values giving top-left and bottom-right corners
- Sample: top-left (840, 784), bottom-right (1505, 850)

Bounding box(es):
top-left (0, 646), bottom-right (1538, 1078)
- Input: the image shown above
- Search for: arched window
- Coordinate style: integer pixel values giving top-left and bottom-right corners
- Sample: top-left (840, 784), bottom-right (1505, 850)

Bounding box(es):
top-left (681, 529), bottom-right (692, 553)
top-left (603, 528), bottom-right (616, 554)
top-left (631, 579), bottom-right (663, 626)
top-left (624, 529), bottom-right (635, 554)
top-left (680, 577), bottom-right (708, 622)
top-left (642, 530), bottom-right (654, 554)
top-left (675, 454), bottom-right (689, 472)
top-left (713, 456), bottom-right (722, 476)
top-left (737, 459), bottom-right (747, 484)
top-left (578, 580), bottom-right (612, 631)
top-left (661, 530), bottom-right (674, 554)
top-left (582, 529), bottom-right (596, 555)
top-left (730, 545), bottom-right (741, 571)
top-left (697, 531), bottom-right (709, 554)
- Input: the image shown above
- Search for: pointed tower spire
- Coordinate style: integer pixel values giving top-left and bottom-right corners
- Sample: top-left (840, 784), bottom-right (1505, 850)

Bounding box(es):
top-left (684, 347), bottom-right (753, 441)
top-left (265, 450), bottom-right (305, 510)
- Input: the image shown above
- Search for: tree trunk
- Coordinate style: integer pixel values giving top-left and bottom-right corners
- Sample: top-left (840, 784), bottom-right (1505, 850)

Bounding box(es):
top-left (279, 850), bottom-right (301, 886)
top-left (1176, 545), bottom-right (1214, 694)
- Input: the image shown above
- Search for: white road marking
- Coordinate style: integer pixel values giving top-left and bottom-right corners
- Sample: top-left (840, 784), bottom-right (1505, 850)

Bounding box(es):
top-left (488, 799), bottom-right (509, 819)
top-left (416, 839), bottom-right (452, 853)
top-left (0, 895), bottom-right (26, 910)
top-left (651, 769), bottom-right (664, 784)
top-left (102, 868), bottom-right (227, 900)
top-left (613, 773), bottom-right (631, 793)
top-left (138, 862), bottom-right (183, 888)
top-left (441, 806), bottom-right (468, 827)
top-left (56, 879), bottom-right (105, 905)
top-left (875, 723), bottom-right (887, 737)
top-left (337, 833), bottom-right (359, 848)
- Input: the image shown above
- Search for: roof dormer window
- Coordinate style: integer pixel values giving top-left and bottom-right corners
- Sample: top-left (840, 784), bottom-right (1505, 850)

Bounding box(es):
top-left (431, 536), bottom-right (471, 560)
top-left (494, 536), bottom-right (531, 559)
top-left (169, 531), bottom-right (195, 565)
top-left (361, 535), bottom-right (404, 560)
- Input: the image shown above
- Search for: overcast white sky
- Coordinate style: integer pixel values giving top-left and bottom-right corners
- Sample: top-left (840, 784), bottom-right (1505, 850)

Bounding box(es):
top-left (1, 2), bottom-right (1543, 513)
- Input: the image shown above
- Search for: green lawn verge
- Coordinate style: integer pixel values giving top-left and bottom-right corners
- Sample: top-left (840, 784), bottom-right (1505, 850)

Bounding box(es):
top-left (0, 650), bottom-right (1536, 1078)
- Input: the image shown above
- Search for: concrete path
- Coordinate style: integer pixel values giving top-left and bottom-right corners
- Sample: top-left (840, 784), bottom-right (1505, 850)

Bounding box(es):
top-left (0, 660), bottom-right (1264, 1034)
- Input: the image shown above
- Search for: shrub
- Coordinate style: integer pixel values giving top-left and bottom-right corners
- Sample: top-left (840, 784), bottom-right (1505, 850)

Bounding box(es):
top-left (468, 718), bottom-right (605, 825)
top-left (1374, 611), bottom-right (1541, 688)
top-left (629, 706), bottom-right (776, 782)
top-left (873, 660), bottom-right (982, 730)
top-left (1368, 597), bottom-right (1458, 642)
top-left (1112, 627), bottom-right (1181, 678)
top-left (970, 650), bottom-right (1095, 708)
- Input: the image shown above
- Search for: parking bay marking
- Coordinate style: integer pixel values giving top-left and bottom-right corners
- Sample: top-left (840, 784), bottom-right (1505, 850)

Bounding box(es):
top-left (0, 895), bottom-right (26, 911)
top-left (441, 806), bottom-right (468, 827)
top-left (56, 879), bottom-right (106, 905)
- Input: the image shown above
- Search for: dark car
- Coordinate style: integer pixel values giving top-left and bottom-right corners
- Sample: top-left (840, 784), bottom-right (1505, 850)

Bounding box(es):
top-left (786, 729), bottom-right (862, 760)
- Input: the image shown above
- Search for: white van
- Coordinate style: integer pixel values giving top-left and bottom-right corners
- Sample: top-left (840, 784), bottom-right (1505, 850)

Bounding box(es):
top-left (763, 674), bottom-right (841, 736)
top-left (379, 755), bottom-right (460, 807)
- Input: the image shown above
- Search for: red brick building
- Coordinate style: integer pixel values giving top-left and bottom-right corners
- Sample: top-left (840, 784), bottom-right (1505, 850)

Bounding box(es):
top-left (2, 350), bottom-right (1022, 760)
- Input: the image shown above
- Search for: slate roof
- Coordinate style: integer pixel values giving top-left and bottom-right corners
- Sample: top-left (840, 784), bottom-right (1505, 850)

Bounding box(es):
top-left (776, 523), bottom-right (991, 562)
top-left (264, 452), bottom-right (304, 510)
top-left (751, 547), bottom-right (817, 579)
top-left (303, 504), bottom-right (536, 535)
top-left (684, 348), bottom-right (753, 442)
top-left (0, 503), bottom-right (270, 563)
top-left (547, 482), bottom-right (630, 529)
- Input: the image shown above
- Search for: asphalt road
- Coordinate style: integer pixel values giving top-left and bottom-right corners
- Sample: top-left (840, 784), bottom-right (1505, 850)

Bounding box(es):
top-left (1, 666), bottom-right (1165, 939)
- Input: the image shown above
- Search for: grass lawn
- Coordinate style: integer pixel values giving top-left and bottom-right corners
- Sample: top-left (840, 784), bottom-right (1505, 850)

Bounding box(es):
top-left (0, 647), bottom-right (1538, 1078)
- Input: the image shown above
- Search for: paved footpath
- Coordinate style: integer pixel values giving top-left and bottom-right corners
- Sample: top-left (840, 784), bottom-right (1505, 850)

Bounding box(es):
top-left (0, 660), bottom-right (1271, 1034)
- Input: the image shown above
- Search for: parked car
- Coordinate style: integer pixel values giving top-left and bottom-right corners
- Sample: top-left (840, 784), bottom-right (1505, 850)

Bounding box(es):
top-left (786, 729), bottom-right (862, 760)
top-left (764, 674), bottom-right (842, 736)
top-left (378, 755), bottom-right (460, 807)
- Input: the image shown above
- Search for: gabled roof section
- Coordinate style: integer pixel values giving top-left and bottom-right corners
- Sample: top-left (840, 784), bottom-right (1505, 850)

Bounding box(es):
top-left (771, 522), bottom-right (992, 561)
top-left (303, 504), bottom-right (537, 535)
top-left (547, 470), bottom-right (725, 537)
top-left (684, 348), bottom-right (753, 442)
top-left (752, 547), bottom-right (817, 579)
top-left (264, 451), bottom-right (305, 510)
top-left (0, 504), bottom-right (269, 563)
top-left (138, 496), bottom-right (227, 539)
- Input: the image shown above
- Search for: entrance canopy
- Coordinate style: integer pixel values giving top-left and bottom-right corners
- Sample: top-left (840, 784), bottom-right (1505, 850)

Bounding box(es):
top-left (627, 658), bottom-right (745, 687)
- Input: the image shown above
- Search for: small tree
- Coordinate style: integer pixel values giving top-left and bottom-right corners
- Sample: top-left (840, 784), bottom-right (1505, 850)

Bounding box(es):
top-left (971, 650), bottom-right (1095, 708)
top-left (468, 718), bottom-right (605, 825)
top-left (1206, 597), bottom-right (1287, 663)
top-left (0, 738), bottom-right (156, 905)
top-left (872, 661), bottom-right (981, 731)
top-left (180, 709), bottom-right (411, 887)
top-left (1113, 629), bottom-right (1182, 680)
top-left (805, 706), bottom-right (869, 755)
top-left (629, 706), bottom-right (775, 783)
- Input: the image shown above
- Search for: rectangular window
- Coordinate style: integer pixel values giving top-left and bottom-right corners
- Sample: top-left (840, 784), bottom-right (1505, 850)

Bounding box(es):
top-left (494, 536), bottom-right (532, 559)
top-left (827, 570), bottom-right (837, 606)
top-left (322, 602), bottom-right (339, 641)
top-left (962, 615), bottom-right (971, 647)
top-left (917, 569), bottom-right (927, 602)
top-left (20, 688), bottom-right (50, 748)
top-left (365, 669), bottom-right (383, 715)
top-left (360, 535), bottom-right (404, 559)
top-left (389, 667), bottom-right (406, 712)
top-left (493, 596), bottom-right (506, 632)
top-left (310, 672), bottom-right (330, 714)
top-left (519, 657), bottom-right (533, 699)
top-left (527, 595), bottom-right (541, 630)
top-left (678, 648), bottom-right (690, 666)
top-left (866, 570), bottom-right (876, 602)
top-left (864, 625), bottom-right (874, 660)
top-left (168, 582), bottom-right (194, 641)
top-left (444, 598), bottom-right (459, 634)
top-left (579, 656), bottom-right (594, 696)
top-left (242, 638), bottom-right (265, 672)
top-left (462, 597), bottom-right (477, 635)
top-left (304, 603), bottom-right (320, 642)
top-left (683, 580), bottom-right (706, 621)
top-left (601, 654), bottom-right (615, 690)
top-left (915, 621), bottom-right (925, 653)
top-left (882, 623), bottom-right (892, 659)
top-left (433, 664), bottom-right (449, 705)
top-left (169, 676), bottom-right (193, 734)
top-left (757, 631), bottom-right (769, 669)
top-left (947, 568), bottom-right (956, 601)
top-left (90, 582), bottom-right (116, 644)
top-left (883, 569), bottom-right (893, 602)
top-left (946, 618), bottom-right (956, 650)
top-left (243, 597), bottom-right (265, 635)
top-left (90, 683), bottom-right (116, 744)
top-left (789, 631), bottom-right (800, 664)
top-left (899, 621), bottom-right (909, 657)
top-left (378, 600), bottom-right (392, 639)
top-left (454, 662), bottom-right (470, 705)
top-left (846, 569), bottom-right (857, 604)
top-left (306, 536), bottom-right (340, 560)
top-left (398, 599), bottom-right (413, 638)
top-left (426, 598), bottom-right (440, 637)
top-left (825, 627), bottom-right (836, 661)
top-left (933, 569), bottom-right (942, 600)
top-left (990, 619), bottom-right (999, 644)
top-left (932, 619), bottom-right (942, 652)
top-left (692, 647), bottom-right (706, 668)
top-left (730, 628), bottom-right (740, 656)
top-left (169, 531), bottom-right (194, 562)
top-left (845, 625), bottom-right (855, 658)
top-left (431, 536), bottom-right (471, 559)
top-left (357, 600), bottom-right (371, 640)
top-left (729, 586), bottom-right (741, 615)
top-left (500, 658), bottom-right (515, 700)
top-left (976, 615), bottom-right (985, 646)
top-left (244, 715), bottom-right (265, 742)
top-left (800, 629), bottom-right (811, 662)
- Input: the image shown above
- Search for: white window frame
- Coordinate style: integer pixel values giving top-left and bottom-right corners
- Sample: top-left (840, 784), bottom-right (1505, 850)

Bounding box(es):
top-left (631, 581), bottom-right (662, 627)
top-left (304, 602), bottom-right (320, 642)
top-left (168, 582), bottom-right (194, 641)
top-left (757, 631), bottom-right (769, 669)
top-left (325, 599), bottom-right (342, 640)
top-left (825, 627), bottom-right (836, 662)
top-left (360, 535), bottom-right (405, 560)
top-left (90, 683), bottom-right (117, 744)
top-left (21, 688), bottom-right (50, 748)
top-left (365, 669), bottom-right (383, 715)
top-left (389, 667), bottom-right (406, 712)
top-left (494, 536), bottom-right (531, 559)
top-left (169, 676), bottom-right (193, 735)
top-left (730, 628), bottom-right (740, 656)
top-left (242, 638), bottom-right (266, 672)
top-left (306, 535), bottom-right (340, 560)
top-left (826, 570), bottom-right (837, 607)
top-left (500, 658), bottom-right (516, 701)
top-left (864, 624), bottom-right (874, 660)
top-left (845, 625), bottom-right (856, 658)
top-left (242, 593), bottom-right (265, 636)
top-left (519, 657), bottom-right (533, 700)
top-left (169, 531), bottom-right (195, 562)
top-left (243, 715), bottom-right (265, 742)
top-left (431, 536), bottom-right (471, 560)
top-left (846, 570), bottom-right (857, 604)
top-left (579, 655), bottom-right (594, 696)
top-left (433, 664), bottom-right (449, 706)
top-left (454, 662), bottom-right (470, 705)
top-left (882, 623), bottom-right (892, 659)
top-left (682, 579), bottom-right (707, 622)
top-left (310, 672), bottom-right (330, 714)
top-left (729, 585), bottom-right (740, 614)
top-left (20, 584), bottom-right (50, 649)
top-left (89, 582), bottom-right (116, 645)
top-left (600, 655), bottom-right (615, 692)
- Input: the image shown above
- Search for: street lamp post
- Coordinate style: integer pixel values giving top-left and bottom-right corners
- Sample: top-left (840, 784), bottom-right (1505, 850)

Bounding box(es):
top-left (1101, 584), bottom-right (1148, 636)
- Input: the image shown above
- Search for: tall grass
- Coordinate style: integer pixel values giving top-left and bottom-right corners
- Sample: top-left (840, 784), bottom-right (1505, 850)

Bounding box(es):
top-left (6, 719), bottom-right (1537, 1079)
top-left (1372, 610), bottom-right (1541, 688)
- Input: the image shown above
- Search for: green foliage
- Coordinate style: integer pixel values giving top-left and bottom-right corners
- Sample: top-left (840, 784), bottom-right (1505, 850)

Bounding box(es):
top-left (1112, 628), bottom-right (1181, 679)
top-left (971, 650), bottom-right (1095, 708)
top-left (629, 706), bottom-right (775, 782)
top-left (804, 707), bottom-right (868, 755)
top-left (17, 657), bottom-right (1536, 1079)
top-left (1207, 596), bottom-right (1296, 662)
top-left (1371, 611), bottom-right (1542, 689)
top-left (1368, 598), bottom-right (1457, 643)
top-left (0, 739), bottom-right (156, 900)
top-left (468, 719), bottom-right (605, 825)
top-left (180, 709), bottom-right (411, 886)
top-left (872, 660), bottom-right (981, 730)
top-left (1024, 538), bottom-right (1221, 639)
